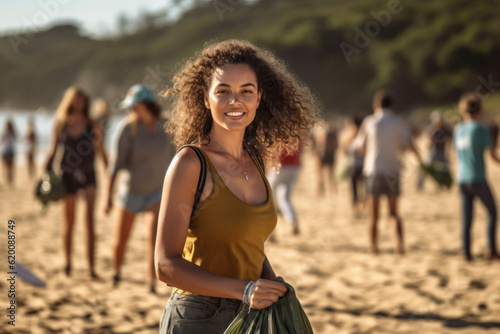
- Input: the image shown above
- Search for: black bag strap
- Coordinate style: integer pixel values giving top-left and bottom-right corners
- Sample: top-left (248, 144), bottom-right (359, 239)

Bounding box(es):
top-left (243, 144), bottom-right (265, 173)
top-left (256, 156), bottom-right (265, 172)
top-left (176, 145), bottom-right (207, 216)
top-left (246, 147), bottom-right (265, 173)
top-left (176, 145), bottom-right (264, 215)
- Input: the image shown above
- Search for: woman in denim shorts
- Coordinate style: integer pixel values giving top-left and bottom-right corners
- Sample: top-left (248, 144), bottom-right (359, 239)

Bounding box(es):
top-left (155, 40), bottom-right (319, 333)
top-left (105, 84), bottom-right (175, 293)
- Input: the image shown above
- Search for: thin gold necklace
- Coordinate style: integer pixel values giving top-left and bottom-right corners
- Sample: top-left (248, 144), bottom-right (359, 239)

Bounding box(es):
top-left (210, 138), bottom-right (249, 180)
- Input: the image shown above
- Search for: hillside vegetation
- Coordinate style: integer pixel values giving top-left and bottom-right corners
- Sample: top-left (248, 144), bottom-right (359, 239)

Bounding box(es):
top-left (1, 0), bottom-right (499, 115)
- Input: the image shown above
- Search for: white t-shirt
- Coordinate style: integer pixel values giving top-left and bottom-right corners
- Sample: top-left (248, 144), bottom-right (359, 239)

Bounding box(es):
top-left (354, 109), bottom-right (412, 177)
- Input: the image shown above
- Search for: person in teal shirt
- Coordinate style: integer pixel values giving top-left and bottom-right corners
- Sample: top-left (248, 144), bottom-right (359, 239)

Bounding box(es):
top-left (454, 92), bottom-right (500, 261)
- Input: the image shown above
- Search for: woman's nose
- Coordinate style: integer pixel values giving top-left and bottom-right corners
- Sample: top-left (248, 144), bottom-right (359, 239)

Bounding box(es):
top-left (229, 94), bottom-right (241, 104)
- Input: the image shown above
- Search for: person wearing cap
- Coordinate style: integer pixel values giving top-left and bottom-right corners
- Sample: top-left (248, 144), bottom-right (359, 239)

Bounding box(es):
top-left (105, 84), bottom-right (175, 292)
top-left (416, 110), bottom-right (453, 190)
top-left (454, 92), bottom-right (500, 261)
top-left (44, 86), bottom-right (108, 278)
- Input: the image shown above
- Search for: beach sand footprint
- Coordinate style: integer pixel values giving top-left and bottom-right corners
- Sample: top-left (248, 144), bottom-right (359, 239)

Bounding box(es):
top-left (468, 279), bottom-right (487, 290)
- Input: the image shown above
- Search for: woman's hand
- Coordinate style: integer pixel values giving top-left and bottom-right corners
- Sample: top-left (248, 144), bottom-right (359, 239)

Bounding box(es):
top-left (104, 174), bottom-right (117, 215)
top-left (103, 194), bottom-right (113, 215)
top-left (45, 159), bottom-right (53, 172)
top-left (248, 278), bottom-right (287, 309)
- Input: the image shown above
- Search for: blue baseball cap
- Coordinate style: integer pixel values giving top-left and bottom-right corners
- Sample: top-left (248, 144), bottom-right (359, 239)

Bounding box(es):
top-left (119, 84), bottom-right (156, 109)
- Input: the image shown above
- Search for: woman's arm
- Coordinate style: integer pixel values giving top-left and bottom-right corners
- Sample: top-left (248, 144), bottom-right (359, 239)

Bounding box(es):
top-left (104, 120), bottom-right (130, 214)
top-left (155, 149), bottom-right (286, 309)
top-left (261, 256), bottom-right (284, 282)
top-left (490, 147), bottom-right (500, 164)
top-left (104, 173), bottom-right (116, 214)
top-left (92, 121), bottom-right (108, 169)
top-left (44, 121), bottom-right (62, 171)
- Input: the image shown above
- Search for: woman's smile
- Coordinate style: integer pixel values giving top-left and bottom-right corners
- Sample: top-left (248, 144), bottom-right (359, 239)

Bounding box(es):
top-left (225, 109), bottom-right (246, 120)
top-left (205, 63), bottom-right (261, 132)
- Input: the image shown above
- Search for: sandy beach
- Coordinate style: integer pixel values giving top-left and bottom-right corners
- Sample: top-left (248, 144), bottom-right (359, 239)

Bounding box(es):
top-left (1, 148), bottom-right (500, 334)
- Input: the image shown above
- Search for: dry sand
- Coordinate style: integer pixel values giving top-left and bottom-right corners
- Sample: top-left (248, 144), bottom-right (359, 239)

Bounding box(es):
top-left (1, 149), bottom-right (500, 334)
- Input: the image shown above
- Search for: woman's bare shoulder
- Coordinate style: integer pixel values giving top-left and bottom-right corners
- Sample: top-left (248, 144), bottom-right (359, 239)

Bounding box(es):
top-left (52, 119), bottom-right (65, 134)
top-left (169, 146), bottom-right (203, 176)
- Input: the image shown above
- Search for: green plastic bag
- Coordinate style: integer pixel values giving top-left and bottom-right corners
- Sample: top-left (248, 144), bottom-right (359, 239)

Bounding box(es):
top-left (337, 163), bottom-right (349, 181)
top-left (224, 283), bottom-right (314, 334)
top-left (421, 162), bottom-right (453, 189)
top-left (34, 170), bottom-right (66, 206)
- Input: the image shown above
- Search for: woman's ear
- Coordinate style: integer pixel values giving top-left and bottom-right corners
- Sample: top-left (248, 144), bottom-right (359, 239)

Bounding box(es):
top-left (131, 104), bottom-right (139, 113)
top-left (257, 89), bottom-right (263, 107)
top-left (204, 91), bottom-right (210, 110)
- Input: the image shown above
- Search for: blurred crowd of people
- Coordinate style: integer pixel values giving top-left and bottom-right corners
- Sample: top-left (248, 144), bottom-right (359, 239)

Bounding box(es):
top-left (1, 84), bottom-right (175, 293)
top-left (2, 58), bottom-right (500, 309)
top-left (264, 90), bottom-right (500, 262)
top-left (1, 118), bottom-right (37, 186)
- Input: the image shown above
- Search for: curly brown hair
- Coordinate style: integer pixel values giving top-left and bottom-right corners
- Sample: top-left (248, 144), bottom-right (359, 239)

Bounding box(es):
top-left (163, 39), bottom-right (319, 161)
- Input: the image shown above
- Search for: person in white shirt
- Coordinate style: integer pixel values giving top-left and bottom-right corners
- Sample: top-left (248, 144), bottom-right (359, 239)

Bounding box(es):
top-left (354, 90), bottom-right (421, 255)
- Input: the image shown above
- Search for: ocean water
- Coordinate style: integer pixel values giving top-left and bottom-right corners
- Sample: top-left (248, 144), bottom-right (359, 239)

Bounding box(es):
top-left (0, 109), bottom-right (124, 165)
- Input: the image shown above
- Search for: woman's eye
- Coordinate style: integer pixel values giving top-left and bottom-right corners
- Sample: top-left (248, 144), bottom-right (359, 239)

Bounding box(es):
top-left (216, 90), bottom-right (228, 94)
top-left (242, 90), bottom-right (253, 94)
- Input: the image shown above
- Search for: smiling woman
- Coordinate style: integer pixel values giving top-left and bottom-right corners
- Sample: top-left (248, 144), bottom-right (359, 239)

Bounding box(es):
top-left (163, 39), bottom-right (319, 162)
top-left (155, 39), bottom-right (319, 334)
top-left (204, 63), bottom-right (262, 134)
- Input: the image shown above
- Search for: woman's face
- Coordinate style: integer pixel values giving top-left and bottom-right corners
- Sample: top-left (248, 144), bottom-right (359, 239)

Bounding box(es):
top-left (71, 93), bottom-right (86, 114)
top-left (204, 63), bottom-right (261, 133)
top-left (133, 102), bottom-right (154, 122)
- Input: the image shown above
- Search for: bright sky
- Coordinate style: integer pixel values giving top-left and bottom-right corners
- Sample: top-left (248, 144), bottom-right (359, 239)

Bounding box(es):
top-left (0, 0), bottom-right (190, 37)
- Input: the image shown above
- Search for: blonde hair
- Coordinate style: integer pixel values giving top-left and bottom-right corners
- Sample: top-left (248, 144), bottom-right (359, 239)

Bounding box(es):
top-left (55, 86), bottom-right (90, 123)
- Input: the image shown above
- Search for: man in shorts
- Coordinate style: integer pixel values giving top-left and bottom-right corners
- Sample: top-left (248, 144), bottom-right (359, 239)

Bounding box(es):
top-left (354, 90), bottom-right (421, 255)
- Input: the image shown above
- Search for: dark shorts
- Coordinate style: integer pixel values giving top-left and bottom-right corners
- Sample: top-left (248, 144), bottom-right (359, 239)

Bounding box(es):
top-left (2, 150), bottom-right (14, 161)
top-left (62, 169), bottom-right (96, 195)
top-left (160, 291), bottom-right (243, 334)
top-left (349, 165), bottom-right (363, 179)
top-left (366, 173), bottom-right (400, 197)
top-left (321, 153), bottom-right (335, 166)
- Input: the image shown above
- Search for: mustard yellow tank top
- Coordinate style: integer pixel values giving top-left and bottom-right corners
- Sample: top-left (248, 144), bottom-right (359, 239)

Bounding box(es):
top-left (182, 148), bottom-right (277, 284)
